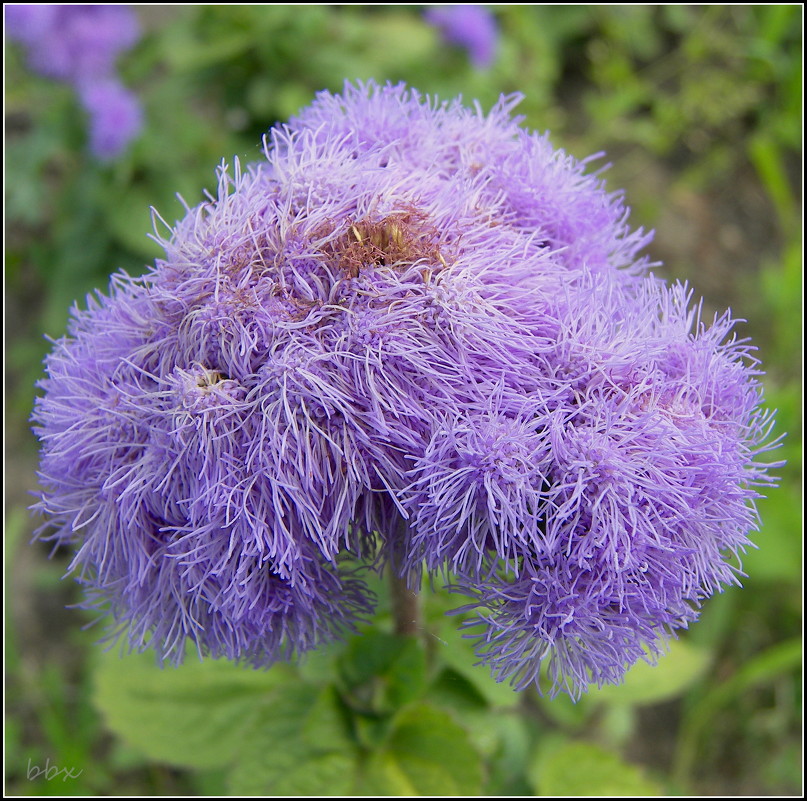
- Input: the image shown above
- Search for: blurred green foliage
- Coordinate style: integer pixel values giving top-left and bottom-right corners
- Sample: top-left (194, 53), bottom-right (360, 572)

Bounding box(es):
top-left (6, 5), bottom-right (801, 796)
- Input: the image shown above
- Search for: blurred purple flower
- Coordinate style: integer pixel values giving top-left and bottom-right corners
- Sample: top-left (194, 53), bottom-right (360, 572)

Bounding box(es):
top-left (6, 4), bottom-right (139, 82)
top-left (6, 4), bottom-right (142, 158)
top-left (4, 4), bottom-right (59, 46)
top-left (78, 79), bottom-right (143, 160)
top-left (425, 4), bottom-right (498, 68)
top-left (32, 81), bottom-right (779, 693)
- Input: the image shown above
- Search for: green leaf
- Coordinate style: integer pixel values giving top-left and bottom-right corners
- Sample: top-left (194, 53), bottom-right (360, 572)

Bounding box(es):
top-left (93, 647), bottom-right (294, 770)
top-left (483, 713), bottom-right (534, 796)
top-left (301, 685), bottom-right (352, 753)
top-left (587, 638), bottom-right (711, 706)
top-left (433, 617), bottom-right (520, 708)
top-left (530, 741), bottom-right (661, 796)
top-left (228, 684), bottom-right (357, 796)
top-left (385, 637), bottom-right (429, 710)
top-left (338, 630), bottom-right (427, 714)
top-left (426, 668), bottom-right (489, 715)
top-left (297, 636), bottom-right (346, 685)
top-left (357, 704), bottom-right (483, 796)
top-left (425, 669), bottom-right (506, 757)
top-left (234, 747), bottom-right (355, 797)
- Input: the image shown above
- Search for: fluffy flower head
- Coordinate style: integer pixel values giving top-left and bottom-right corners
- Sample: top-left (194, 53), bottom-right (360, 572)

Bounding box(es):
top-left (32, 80), bottom-right (778, 695)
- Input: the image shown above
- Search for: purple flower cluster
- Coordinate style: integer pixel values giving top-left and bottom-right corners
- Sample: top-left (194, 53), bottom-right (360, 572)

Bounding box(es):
top-left (425, 4), bottom-right (498, 68)
top-left (32, 81), bottom-right (778, 696)
top-left (6, 4), bottom-right (142, 159)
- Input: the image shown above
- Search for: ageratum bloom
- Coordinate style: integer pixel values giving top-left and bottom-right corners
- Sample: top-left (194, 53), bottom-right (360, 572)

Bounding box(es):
top-left (425, 4), bottom-right (498, 69)
top-left (6, 4), bottom-right (142, 159)
top-left (32, 81), bottom-right (778, 695)
top-left (78, 79), bottom-right (143, 161)
top-left (6, 4), bottom-right (139, 82)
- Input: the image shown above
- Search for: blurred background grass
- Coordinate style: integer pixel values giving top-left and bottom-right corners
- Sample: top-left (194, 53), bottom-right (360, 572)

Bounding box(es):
top-left (5, 5), bottom-right (802, 796)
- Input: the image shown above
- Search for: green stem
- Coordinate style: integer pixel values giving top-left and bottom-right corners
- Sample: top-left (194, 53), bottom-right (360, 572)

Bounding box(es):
top-left (389, 569), bottom-right (421, 637)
